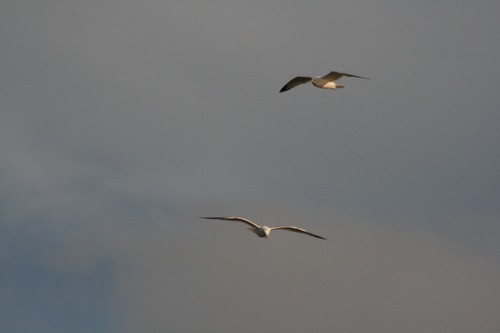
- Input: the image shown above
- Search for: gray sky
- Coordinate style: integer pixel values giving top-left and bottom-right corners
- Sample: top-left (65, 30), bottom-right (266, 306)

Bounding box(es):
top-left (1, 1), bottom-right (499, 332)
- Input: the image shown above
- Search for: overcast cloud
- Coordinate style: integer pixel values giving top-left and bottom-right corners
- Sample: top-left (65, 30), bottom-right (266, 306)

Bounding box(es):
top-left (1, 1), bottom-right (499, 332)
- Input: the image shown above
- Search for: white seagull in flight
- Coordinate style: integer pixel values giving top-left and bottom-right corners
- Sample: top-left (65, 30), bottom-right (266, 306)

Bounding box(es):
top-left (199, 216), bottom-right (327, 240)
top-left (279, 71), bottom-right (369, 93)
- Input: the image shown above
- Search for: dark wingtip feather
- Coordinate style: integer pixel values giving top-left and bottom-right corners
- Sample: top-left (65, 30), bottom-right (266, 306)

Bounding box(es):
top-left (350, 74), bottom-right (370, 79)
top-left (307, 233), bottom-right (328, 240)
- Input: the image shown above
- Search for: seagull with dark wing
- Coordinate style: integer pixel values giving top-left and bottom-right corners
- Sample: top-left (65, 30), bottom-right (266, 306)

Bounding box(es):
top-left (199, 216), bottom-right (327, 240)
top-left (279, 71), bottom-right (369, 93)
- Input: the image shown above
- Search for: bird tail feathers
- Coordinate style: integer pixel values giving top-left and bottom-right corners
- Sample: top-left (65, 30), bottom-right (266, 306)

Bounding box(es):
top-left (336, 85), bottom-right (344, 89)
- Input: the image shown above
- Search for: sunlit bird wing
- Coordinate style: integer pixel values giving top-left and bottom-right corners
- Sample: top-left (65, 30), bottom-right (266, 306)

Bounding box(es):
top-left (270, 226), bottom-right (327, 240)
top-left (199, 216), bottom-right (260, 228)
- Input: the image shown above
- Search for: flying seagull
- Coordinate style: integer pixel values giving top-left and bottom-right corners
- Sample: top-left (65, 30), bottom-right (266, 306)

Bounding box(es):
top-left (279, 71), bottom-right (369, 93)
top-left (199, 216), bottom-right (327, 240)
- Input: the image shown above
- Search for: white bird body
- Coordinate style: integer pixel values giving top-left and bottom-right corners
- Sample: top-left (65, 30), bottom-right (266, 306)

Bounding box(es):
top-left (280, 71), bottom-right (369, 93)
top-left (253, 225), bottom-right (271, 238)
top-left (311, 76), bottom-right (342, 89)
top-left (199, 216), bottom-right (327, 240)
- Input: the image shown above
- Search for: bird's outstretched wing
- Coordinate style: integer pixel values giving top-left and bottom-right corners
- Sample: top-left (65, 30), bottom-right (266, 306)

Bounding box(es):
top-left (322, 71), bottom-right (369, 81)
top-left (199, 216), bottom-right (260, 228)
top-left (279, 76), bottom-right (313, 93)
top-left (270, 226), bottom-right (327, 240)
